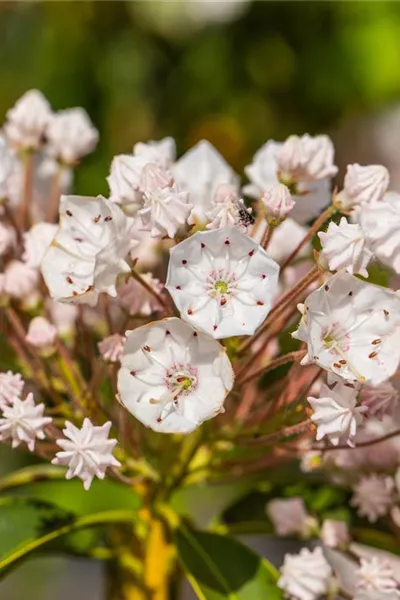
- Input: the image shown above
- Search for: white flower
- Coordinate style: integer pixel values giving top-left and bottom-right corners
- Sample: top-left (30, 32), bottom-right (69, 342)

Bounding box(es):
top-left (206, 188), bottom-right (254, 232)
top-left (318, 217), bottom-right (373, 277)
top-left (360, 192), bottom-right (400, 274)
top-left (360, 382), bottom-right (399, 420)
top-left (166, 227), bottom-right (279, 339)
top-left (2, 260), bottom-right (39, 299)
top-left (356, 557), bottom-right (398, 592)
top-left (98, 334), bottom-right (125, 363)
top-left (266, 497), bottom-right (315, 537)
top-left (4, 90), bottom-right (52, 151)
top-left (351, 475), bottom-right (394, 522)
top-left (335, 164), bottom-right (389, 211)
top-left (243, 139), bottom-right (332, 225)
top-left (278, 547), bottom-right (333, 600)
top-left (41, 195), bottom-right (136, 306)
top-left (0, 371), bottom-right (24, 407)
top-left (0, 222), bottom-right (16, 257)
top-left (117, 272), bottom-right (164, 316)
top-left (172, 140), bottom-right (239, 224)
top-left (46, 108), bottom-right (98, 165)
top-left (0, 393), bottom-right (51, 451)
top-left (133, 136), bottom-right (176, 170)
top-left (0, 136), bottom-right (16, 200)
top-left (261, 183), bottom-right (296, 224)
top-left (23, 222), bottom-right (58, 268)
top-left (321, 519), bottom-right (350, 549)
top-left (308, 383), bottom-right (366, 447)
top-left (276, 134), bottom-right (338, 183)
top-left (292, 272), bottom-right (400, 386)
top-left (25, 317), bottom-right (57, 349)
top-left (117, 317), bottom-right (234, 434)
top-left (107, 153), bottom-right (147, 209)
top-left (138, 163), bottom-right (192, 238)
top-left (52, 418), bottom-right (120, 490)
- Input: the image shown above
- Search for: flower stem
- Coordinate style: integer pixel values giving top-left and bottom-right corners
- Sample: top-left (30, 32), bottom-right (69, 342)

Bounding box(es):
top-left (17, 152), bottom-right (33, 230)
top-left (237, 349), bottom-right (306, 386)
top-left (280, 204), bottom-right (336, 272)
top-left (47, 165), bottom-right (63, 223)
top-left (129, 269), bottom-right (169, 313)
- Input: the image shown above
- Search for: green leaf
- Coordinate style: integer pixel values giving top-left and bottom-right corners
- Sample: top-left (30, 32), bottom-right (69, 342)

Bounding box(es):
top-left (0, 465), bottom-right (141, 516)
top-left (175, 525), bottom-right (283, 600)
top-left (0, 497), bottom-right (136, 577)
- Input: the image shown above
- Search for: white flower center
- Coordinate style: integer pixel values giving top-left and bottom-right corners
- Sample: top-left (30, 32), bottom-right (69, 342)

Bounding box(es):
top-left (321, 322), bottom-right (366, 382)
top-left (206, 270), bottom-right (237, 306)
top-left (150, 363), bottom-right (198, 423)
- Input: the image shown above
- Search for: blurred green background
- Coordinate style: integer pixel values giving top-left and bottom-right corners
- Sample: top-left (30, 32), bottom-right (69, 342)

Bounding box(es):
top-left (2, 0), bottom-right (400, 193)
top-left (1, 1), bottom-right (400, 597)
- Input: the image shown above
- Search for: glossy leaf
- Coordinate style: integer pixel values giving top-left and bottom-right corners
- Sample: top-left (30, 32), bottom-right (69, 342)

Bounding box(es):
top-left (175, 525), bottom-right (283, 600)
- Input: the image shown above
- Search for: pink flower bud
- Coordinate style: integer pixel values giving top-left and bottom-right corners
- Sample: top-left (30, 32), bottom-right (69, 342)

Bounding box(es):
top-left (320, 519), bottom-right (349, 549)
top-left (2, 260), bottom-right (38, 299)
top-left (4, 90), bottom-right (52, 151)
top-left (47, 108), bottom-right (98, 165)
top-left (25, 317), bottom-right (57, 349)
top-left (98, 334), bottom-right (125, 363)
top-left (337, 163), bottom-right (389, 210)
top-left (261, 183), bottom-right (295, 223)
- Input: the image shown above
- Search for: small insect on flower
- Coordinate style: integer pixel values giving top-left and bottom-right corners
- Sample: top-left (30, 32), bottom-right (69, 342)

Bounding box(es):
top-left (117, 317), bottom-right (234, 433)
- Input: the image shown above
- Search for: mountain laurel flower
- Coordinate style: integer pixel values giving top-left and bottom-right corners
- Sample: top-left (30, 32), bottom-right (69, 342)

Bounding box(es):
top-left (276, 134), bottom-right (338, 183)
top-left (117, 272), bottom-right (164, 316)
top-left (98, 334), bottom-right (126, 363)
top-left (335, 164), bottom-right (389, 211)
top-left (52, 419), bottom-right (121, 490)
top-left (1, 260), bottom-right (39, 299)
top-left (41, 195), bottom-right (136, 306)
top-left (25, 317), bottom-right (57, 350)
top-left (0, 371), bottom-right (24, 407)
top-left (356, 557), bottom-right (398, 592)
top-left (261, 182), bottom-right (296, 225)
top-left (46, 108), bottom-right (99, 165)
top-left (117, 317), bottom-right (234, 434)
top-left (138, 163), bottom-right (193, 238)
top-left (292, 272), bottom-right (400, 386)
top-left (243, 139), bottom-right (332, 225)
top-left (107, 153), bottom-right (148, 209)
top-left (351, 475), bottom-right (395, 522)
top-left (133, 136), bottom-right (176, 170)
top-left (308, 383), bottom-right (367, 447)
top-left (318, 217), bottom-right (373, 277)
top-left (0, 393), bottom-right (52, 451)
top-left (266, 497), bottom-right (317, 537)
top-left (206, 189), bottom-right (254, 232)
top-left (359, 382), bottom-right (399, 420)
top-left (360, 192), bottom-right (400, 274)
top-left (278, 547), bottom-right (333, 600)
top-left (321, 519), bottom-right (350, 549)
top-left (4, 89), bottom-right (52, 151)
top-left (172, 139), bottom-right (239, 224)
top-left (23, 222), bottom-right (58, 268)
top-left (166, 227), bottom-right (279, 339)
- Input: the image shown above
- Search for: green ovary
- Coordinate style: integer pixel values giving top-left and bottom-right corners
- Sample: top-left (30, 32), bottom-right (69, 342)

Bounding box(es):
top-left (214, 280), bottom-right (228, 295)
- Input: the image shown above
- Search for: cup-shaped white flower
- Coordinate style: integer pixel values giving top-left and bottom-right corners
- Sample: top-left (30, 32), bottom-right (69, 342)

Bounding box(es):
top-left (46, 108), bottom-right (99, 165)
top-left (4, 90), bottom-right (52, 151)
top-left (360, 192), bottom-right (400, 274)
top-left (52, 418), bottom-right (121, 490)
top-left (308, 383), bottom-right (366, 447)
top-left (41, 195), bottom-right (136, 306)
top-left (356, 557), bottom-right (398, 592)
top-left (293, 272), bottom-right (400, 386)
top-left (335, 164), bottom-right (389, 211)
top-left (138, 164), bottom-right (192, 238)
top-left (166, 227), bottom-right (279, 339)
top-left (117, 317), bottom-right (234, 434)
top-left (172, 140), bottom-right (239, 224)
top-left (319, 217), bottom-right (373, 277)
top-left (23, 222), bottom-right (58, 268)
top-left (133, 137), bottom-right (176, 170)
top-left (0, 371), bottom-right (24, 407)
top-left (351, 475), bottom-right (394, 522)
top-left (278, 547), bottom-right (333, 600)
top-left (0, 393), bottom-right (51, 451)
top-left (276, 134), bottom-right (338, 183)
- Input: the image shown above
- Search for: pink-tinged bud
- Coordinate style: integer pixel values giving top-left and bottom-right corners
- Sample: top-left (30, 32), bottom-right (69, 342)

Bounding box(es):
top-left (336, 163), bottom-right (389, 210)
top-left (4, 90), bottom-right (52, 151)
top-left (140, 163), bottom-right (173, 193)
top-left (98, 334), bottom-right (126, 363)
top-left (320, 519), bottom-right (349, 549)
top-left (25, 317), bottom-right (57, 349)
top-left (46, 108), bottom-right (98, 165)
top-left (276, 134), bottom-right (338, 183)
top-left (261, 183), bottom-right (295, 224)
top-left (2, 260), bottom-right (38, 299)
